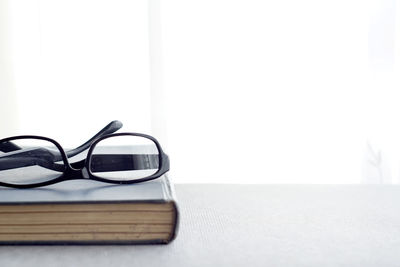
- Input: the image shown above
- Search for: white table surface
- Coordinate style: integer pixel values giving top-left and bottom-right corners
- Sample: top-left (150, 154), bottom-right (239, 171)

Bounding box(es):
top-left (1, 184), bottom-right (400, 267)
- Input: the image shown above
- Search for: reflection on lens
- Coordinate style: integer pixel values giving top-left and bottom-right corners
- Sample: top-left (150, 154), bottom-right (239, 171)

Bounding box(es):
top-left (90, 135), bottom-right (160, 181)
top-left (0, 138), bottom-right (65, 185)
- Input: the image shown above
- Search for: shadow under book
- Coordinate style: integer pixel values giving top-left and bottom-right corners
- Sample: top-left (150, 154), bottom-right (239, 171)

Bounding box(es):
top-left (0, 175), bottom-right (179, 244)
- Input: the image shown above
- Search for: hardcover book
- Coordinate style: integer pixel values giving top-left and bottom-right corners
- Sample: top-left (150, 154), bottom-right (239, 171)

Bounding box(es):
top-left (0, 175), bottom-right (179, 245)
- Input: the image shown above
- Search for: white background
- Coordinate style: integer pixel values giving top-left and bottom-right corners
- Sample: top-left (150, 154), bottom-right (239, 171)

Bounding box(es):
top-left (1, 0), bottom-right (399, 184)
top-left (161, 0), bottom-right (400, 183)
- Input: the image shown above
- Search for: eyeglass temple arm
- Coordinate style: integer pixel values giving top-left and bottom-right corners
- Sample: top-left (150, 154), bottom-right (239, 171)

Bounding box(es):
top-left (0, 148), bottom-right (65, 172)
top-left (89, 154), bottom-right (160, 172)
top-left (0, 120), bottom-right (123, 157)
top-left (0, 141), bottom-right (20, 153)
top-left (65, 120), bottom-right (123, 158)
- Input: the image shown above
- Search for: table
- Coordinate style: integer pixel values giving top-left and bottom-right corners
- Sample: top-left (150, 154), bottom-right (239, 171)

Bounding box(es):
top-left (1, 184), bottom-right (400, 266)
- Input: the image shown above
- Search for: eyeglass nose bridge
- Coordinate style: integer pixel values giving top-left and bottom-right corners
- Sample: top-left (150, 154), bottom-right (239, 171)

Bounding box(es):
top-left (63, 164), bottom-right (90, 180)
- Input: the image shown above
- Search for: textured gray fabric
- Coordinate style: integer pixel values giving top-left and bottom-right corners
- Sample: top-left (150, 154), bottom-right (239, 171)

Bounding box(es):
top-left (1, 184), bottom-right (400, 267)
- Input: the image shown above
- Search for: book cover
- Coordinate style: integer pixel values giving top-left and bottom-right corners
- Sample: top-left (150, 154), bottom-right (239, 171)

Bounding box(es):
top-left (0, 175), bottom-right (179, 245)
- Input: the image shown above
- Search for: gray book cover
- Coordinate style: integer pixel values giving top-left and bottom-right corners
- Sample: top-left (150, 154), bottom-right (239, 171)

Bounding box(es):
top-left (0, 175), bottom-right (176, 204)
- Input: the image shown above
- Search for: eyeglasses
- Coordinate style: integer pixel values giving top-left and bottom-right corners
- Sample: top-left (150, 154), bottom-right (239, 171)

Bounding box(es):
top-left (0, 121), bottom-right (169, 188)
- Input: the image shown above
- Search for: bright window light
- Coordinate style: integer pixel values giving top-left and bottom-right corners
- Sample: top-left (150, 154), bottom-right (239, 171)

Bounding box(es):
top-left (9, 0), bottom-right (151, 147)
top-left (3, 0), bottom-right (399, 184)
top-left (161, 0), bottom-right (400, 184)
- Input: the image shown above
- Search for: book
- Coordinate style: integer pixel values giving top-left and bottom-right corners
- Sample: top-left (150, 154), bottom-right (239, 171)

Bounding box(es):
top-left (0, 175), bottom-right (179, 245)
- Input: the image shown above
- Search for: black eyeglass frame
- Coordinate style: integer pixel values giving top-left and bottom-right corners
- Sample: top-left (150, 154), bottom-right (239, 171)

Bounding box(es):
top-left (0, 133), bottom-right (170, 189)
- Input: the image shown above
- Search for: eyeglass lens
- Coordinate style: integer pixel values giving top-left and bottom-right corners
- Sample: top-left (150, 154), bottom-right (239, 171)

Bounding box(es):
top-left (0, 138), bottom-right (65, 185)
top-left (89, 135), bottom-right (160, 181)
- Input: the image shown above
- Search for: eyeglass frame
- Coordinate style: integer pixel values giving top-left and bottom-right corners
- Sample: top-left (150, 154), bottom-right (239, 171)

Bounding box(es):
top-left (0, 132), bottom-right (170, 189)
